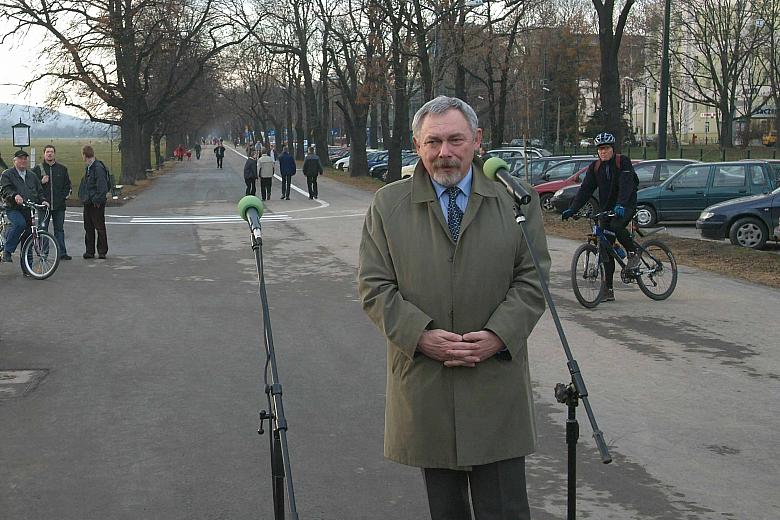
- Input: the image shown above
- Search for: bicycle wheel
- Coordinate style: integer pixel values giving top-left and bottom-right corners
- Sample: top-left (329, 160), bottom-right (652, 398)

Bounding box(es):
top-left (571, 243), bottom-right (605, 308)
top-left (0, 212), bottom-right (9, 251)
top-left (636, 239), bottom-right (677, 300)
top-left (21, 231), bottom-right (60, 280)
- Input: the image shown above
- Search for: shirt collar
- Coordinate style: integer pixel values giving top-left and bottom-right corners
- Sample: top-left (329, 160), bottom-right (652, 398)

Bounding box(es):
top-left (430, 167), bottom-right (473, 201)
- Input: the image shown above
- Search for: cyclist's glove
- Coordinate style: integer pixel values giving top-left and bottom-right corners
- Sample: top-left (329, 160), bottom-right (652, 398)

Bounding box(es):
top-left (561, 208), bottom-right (575, 221)
top-left (613, 204), bottom-right (625, 218)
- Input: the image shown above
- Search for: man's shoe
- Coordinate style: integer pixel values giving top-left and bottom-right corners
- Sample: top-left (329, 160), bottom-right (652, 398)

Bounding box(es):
top-left (627, 252), bottom-right (641, 270)
top-left (98, 254), bottom-right (106, 259)
top-left (83, 253), bottom-right (95, 259)
top-left (281, 196), bottom-right (285, 199)
top-left (2, 251), bottom-right (11, 263)
top-left (285, 196), bottom-right (290, 200)
top-left (603, 288), bottom-right (615, 302)
top-left (60, 254), bottom-right (72, 260)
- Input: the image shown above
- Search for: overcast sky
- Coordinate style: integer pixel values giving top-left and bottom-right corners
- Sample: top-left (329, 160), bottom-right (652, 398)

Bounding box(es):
top-left (0, 24), bottom-right (81, 117)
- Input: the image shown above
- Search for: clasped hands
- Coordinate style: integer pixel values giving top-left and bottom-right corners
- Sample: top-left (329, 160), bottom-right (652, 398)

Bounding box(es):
top-left (417, 329), bottom-right (505, 368)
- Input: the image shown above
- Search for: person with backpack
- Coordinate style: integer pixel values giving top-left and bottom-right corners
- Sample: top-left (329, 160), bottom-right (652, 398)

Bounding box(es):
top-left (78, 145), bottom-right (110, 259)
top-left (561, 132), bottom-right (639, 302)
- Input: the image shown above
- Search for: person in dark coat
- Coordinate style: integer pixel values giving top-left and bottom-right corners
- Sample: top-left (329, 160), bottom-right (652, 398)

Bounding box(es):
top-left (0, 149), bottom-right (47, 264)
top-left (278, 146), bottom-right (296, 200)
top-left (243, 151), bottom-right (258, 196)
top-left (302, 146), bottom-right (323, 199)
top-left (77, 145), bottom-right (110, 259)
top-left (193, 142), bottom-right (202, 160)
top-left (562, 131), bottom-right (640, 301)
top-left (32, 144), bottom-right (73, 260)
top-left (214, 140), bottom-right (226, 168)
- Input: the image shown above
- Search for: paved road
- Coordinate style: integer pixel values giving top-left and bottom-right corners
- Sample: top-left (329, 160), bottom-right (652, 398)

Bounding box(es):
top-left (1, 149), bottom-right (778, 519)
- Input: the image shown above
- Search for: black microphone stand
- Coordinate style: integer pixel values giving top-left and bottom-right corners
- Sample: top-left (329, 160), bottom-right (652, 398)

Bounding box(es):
top-left (512, 201), bottom-right (612, 520)
top-left (248, 224), bottom-right (300, 520)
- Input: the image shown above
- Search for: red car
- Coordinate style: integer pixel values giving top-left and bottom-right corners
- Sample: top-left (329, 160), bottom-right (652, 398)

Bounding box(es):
top-left (533, 167), bottom-right (589, 212)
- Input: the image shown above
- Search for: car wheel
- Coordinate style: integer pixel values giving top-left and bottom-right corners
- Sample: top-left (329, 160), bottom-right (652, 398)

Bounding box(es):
top-left (539, 193), bottom-right (555, 212)
top-left (728, 217), bottom-right (767, 249)
top-left (636, 205), bottom-right (657, 227)
top-left (578, 198), bottom-right (597, 217)
top-left (337, 163), bottom-right (344, 171)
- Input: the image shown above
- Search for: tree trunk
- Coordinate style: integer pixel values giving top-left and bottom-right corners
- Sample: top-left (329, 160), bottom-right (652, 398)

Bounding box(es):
top-left (120, 112), bottom-right (145, 184)
top-left (153, 134), bottom-right (163, 169)
top-left (598, 40), bottom-right (622, 152)
top-left (720, 97), bottom-right (733, 147)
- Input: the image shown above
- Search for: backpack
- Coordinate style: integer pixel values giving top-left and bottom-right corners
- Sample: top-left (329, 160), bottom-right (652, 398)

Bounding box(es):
top-left (97, 160), bottom-right (115, 196)
top-left (589, 154), bottom-right (638, 189)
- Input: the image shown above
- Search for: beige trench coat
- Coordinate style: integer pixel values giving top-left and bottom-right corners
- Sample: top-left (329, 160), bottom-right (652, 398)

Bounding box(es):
top-left (358, 160), bottom-right (551, 470)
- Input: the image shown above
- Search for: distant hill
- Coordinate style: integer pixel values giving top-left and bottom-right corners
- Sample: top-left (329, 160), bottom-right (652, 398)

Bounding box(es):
top-left (0, 103), bottom-right (113, 138)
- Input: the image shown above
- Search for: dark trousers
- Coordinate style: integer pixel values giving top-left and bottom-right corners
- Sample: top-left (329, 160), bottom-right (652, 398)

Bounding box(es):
top-left (260, 177), bottom-right (273, 200)
top-left (245, 178), bottom-right (256, 196)
top-left (600, 212), bottom-right (637, 287)
top-left (306, 176), bottom-right (318, 198)
top-left (216, 156), bottom-right (223, 168)
top-left (39, 207), bottom-right (68, 256)
top-left (281, 175), bottom-right (292, 198)
top-left (422, 457), bottom-right (530, 520)
top-left (195, 150), bottom-right (201, 159)
top-left (83, 203), bottom-right (108, 256)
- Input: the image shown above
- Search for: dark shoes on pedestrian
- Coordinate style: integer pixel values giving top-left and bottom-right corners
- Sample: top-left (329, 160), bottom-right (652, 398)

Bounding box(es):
top-left (603, 288), bottom-right (615, 302)
top-left (98, 254), bottom-right (106, 259)
top-left (83, 253), bottom-right (95, 259)
top-left (60, 254), bottom-right (72, 260)
top-left (285, 196), bottom-right (290, 200)
top-left (2, 251), bottom-right (11, 263)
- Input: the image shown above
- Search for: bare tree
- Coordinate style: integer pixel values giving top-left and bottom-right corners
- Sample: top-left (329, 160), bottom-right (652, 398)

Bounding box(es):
top-left (0, 0), bottom-right (253, 183)
top-left (592, 0), bottom-right (636, 147)
top-left (671, 0), bottom-right (767, 147)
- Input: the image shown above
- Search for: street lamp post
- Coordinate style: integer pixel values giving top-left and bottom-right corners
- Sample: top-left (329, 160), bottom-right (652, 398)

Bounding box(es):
top-left (12, 118), bottom-right (31, 151)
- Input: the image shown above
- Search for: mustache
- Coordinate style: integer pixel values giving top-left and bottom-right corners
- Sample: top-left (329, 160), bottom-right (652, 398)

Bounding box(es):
top-left (433, 158), bottom-right (460, 169)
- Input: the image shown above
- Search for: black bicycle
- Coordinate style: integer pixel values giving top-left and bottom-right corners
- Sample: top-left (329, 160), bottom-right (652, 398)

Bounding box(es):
top-left (571, 211), bottom-right (678, 308)
top-left (0, 201), bottom-right (60, 280)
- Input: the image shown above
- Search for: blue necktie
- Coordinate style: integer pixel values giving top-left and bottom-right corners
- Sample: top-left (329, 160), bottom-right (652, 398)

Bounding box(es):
top-left (446, 186), bottom-right (463, 241)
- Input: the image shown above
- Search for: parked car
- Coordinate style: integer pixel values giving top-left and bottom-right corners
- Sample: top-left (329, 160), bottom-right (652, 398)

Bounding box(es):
top-left (335, 149), bottom-right (385, 171)
top-left (550, 159), bottom-right (695, 214)
top-left (696, 186), bottom-right (780, 249)
top-left (371, 153), bottom-right (419, 180)
top-left (511, 155), bottom-right (595, 184)
top-left (486, 148), bottom-right (545, 161)
top-left (531, 167), bottom-right (590, 213)
top-left (635, 160), bottom-right (780, 227)
top-left (530, 158), bottom-right (596, 185)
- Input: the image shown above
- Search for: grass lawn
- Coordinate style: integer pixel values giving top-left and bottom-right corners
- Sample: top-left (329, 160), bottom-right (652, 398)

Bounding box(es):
top-left (0, 137), bottom-right (122, 187)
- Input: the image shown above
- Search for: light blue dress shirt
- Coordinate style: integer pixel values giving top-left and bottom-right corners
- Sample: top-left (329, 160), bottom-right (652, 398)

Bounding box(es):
top-left (430, 167), bottom-right (473, 225)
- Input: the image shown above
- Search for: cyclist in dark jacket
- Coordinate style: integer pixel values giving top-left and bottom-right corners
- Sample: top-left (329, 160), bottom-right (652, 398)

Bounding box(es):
top-left (561, 132), bottom-right (639, 301)
top-left (0, 149), bottom-right (47, 263)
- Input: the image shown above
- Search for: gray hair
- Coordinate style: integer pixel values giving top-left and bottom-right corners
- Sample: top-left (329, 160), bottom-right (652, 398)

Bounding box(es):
top-left (412, 96), bottom-right (479, 138)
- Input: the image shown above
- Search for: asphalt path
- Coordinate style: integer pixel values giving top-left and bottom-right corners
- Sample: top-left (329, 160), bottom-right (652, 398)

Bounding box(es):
top-left (1, 148), bottom-right (778, 519)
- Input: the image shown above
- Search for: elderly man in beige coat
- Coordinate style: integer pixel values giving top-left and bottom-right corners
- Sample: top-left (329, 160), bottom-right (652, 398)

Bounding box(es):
top-left (358, 96), bottom-right (550, 520)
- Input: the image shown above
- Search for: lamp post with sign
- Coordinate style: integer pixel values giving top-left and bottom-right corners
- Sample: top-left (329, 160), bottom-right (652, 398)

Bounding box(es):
top-left (12, 118), bottom-right (31, 152)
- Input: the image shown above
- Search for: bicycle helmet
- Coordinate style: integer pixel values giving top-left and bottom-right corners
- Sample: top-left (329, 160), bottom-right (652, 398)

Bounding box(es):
top-left (594, 132), bottom-right (616, 146)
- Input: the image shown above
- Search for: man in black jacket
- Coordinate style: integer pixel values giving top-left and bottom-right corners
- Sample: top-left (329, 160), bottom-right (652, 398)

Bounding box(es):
top-left (214, 140), bottom-right (226, 168)
top-left (243, 151), bottom-right (258, 196)
top-left (33, 144), bottom-right (73, 260)
top-left (302, 146), bottom-right (323, 199)
top-left (77, 145), bottom-right (109, 259)
top-left (0, 150), bottom-right (47, 264)
top-left (562, 132), bottom-right (639, 301)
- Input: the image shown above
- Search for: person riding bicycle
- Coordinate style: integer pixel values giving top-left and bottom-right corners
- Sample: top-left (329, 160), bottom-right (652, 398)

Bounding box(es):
top-left (0, 149), bottom-right (48, 265)
top-left (561, 132), bottom-right (640, 302)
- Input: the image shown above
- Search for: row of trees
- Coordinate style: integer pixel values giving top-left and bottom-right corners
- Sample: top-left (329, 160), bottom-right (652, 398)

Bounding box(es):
top-left (2, 0), bottom-right (779, 183)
